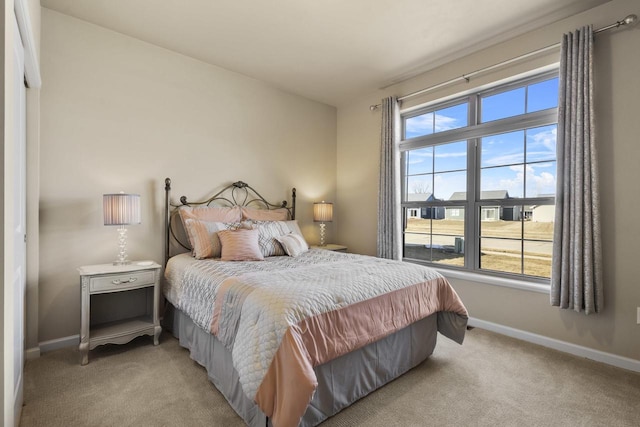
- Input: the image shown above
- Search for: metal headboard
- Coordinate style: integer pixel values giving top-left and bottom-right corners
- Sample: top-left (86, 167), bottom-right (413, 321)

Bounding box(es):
top-left (164, 177), bottom-right (296, 266)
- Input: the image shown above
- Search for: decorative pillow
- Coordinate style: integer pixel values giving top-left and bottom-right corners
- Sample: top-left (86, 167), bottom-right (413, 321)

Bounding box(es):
top-left (218, 229), bottom-right (264, 261)
top-left (241, 207), bottom-right (289, 221)
top-left (281, 220), bottom-right (303, 237)
top-left (252, 221), bottom-right (291, 257)
top-left (275, 233), bottom-right (309, 257)
top-left (183, 219), bottom-right (246, 259)
top-left (179, 206), bottom-right (243, 246)
top-left (246, 219), bottom-right (303, 235)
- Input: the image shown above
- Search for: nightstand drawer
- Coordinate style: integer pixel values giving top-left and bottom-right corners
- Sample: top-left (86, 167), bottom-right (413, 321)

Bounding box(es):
top-left (90, 270), bottom-right (155, 293)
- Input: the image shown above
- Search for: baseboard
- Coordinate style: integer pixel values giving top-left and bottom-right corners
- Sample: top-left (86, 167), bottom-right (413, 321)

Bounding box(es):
top-left (25, 346), bottom-right (41, 360)
top-left (468, 317), bottom-right (640, 373)
top-left (33, 321), bottom-right (640, 373)
top-left (39, 334), bottom-right (79, 353)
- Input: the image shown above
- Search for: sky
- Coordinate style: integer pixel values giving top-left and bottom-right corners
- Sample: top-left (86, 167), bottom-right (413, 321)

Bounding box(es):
top-left (405, 77), bottom-right (558, 201)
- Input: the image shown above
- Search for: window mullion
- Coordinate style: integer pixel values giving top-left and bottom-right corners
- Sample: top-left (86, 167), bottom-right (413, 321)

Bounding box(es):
top-left (521, 209), bottom-right (525, 275)
top-left (401, 151), bottom-right (407, 203)
top-left (466, 94), bottom-right (478, 270)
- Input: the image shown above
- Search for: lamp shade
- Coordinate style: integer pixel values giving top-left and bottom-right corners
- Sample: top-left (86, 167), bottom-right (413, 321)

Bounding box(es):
top-left (313, 202), bottom-right (333, 223)
top-left (103, 193), bottom-right (141, 226)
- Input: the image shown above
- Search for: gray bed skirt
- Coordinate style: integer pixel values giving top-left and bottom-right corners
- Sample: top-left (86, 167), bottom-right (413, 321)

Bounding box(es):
top-left (164, 304), bottom-right (438, 427)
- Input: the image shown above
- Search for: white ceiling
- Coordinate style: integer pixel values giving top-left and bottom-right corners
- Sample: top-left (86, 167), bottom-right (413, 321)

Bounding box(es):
top-left (41, 0), bottom-right (609, 107)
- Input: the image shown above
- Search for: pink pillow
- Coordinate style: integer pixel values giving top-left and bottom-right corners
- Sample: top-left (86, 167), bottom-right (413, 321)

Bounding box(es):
top-left (179, 206), bottom-right (243, 247)
top-left (183, 219), bottom-right (247, 259)
top-left (179, 205), bottom-right (242, 222)
top-left (184, 219), bottom-right (223, 259)
top-left (218, 229), bottom-right (264, 261)
top-left (241, 207), bottom-right (289, 221)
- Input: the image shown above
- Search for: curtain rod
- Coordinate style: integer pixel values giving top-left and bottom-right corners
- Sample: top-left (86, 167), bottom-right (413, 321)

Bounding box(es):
top-left (369, 14), bottom-right (637, 111)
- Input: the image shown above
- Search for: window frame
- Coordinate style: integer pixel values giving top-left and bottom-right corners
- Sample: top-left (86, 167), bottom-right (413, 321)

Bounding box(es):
top-left (399, 70), bottom-right (558, 284)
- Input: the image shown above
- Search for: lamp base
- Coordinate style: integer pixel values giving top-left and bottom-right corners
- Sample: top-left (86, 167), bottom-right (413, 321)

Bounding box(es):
top-left (319, 223), bottom-right (327, 247)
top-left (114, 226), bottom-right (130, 265)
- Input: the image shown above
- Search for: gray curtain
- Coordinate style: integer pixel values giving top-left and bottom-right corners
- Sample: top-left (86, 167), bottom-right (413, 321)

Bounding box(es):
top-left (551, 25), bottom-right (603, 314)
top-left (377, 96), bottom-right (401, 260)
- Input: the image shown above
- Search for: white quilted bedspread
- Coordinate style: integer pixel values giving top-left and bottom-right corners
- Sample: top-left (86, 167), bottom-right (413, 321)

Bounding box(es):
top-left (164, 249), bottom-right (444, 402)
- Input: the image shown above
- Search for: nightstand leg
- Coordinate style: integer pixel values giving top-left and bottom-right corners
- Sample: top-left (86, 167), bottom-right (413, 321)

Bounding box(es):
top-left (80, 275), bottom-right (90, 365)
top-left (79, 342), bottom-right (89, 365)
top-left (153, 325), bottom-right (162, 345)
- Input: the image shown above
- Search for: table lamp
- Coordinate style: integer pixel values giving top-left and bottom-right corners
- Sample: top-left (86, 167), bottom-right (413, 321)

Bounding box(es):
top-left (313, 201), bottom-right (333, 247)
top-left (103, 193), bottom-right (141, 265)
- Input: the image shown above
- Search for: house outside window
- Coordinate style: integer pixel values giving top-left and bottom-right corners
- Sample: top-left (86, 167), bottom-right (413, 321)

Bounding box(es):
top-left (400, 71), bottom-right (558, 281)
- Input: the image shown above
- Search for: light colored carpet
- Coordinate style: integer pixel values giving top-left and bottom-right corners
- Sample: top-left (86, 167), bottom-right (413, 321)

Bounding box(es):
top-left (20, 328), bottom-right (640, 427)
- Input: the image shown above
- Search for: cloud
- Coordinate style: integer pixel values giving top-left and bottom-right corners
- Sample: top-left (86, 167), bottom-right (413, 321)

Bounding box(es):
top-left (481, 162), bottom-right (556, 197)
top-left (482, 127), bottom-right (556, 166)
top-left (435, 151), bottom-right (466, 158)
top-left (405, 112), bottom-right (463, 137)
top-left (497, 171), bottom-right (524, 195)
top-left (405, 114), bottom-right (433, 136)
top-left (527, 165), bottom-right (556, 196)
top-left (434, 114), bottom-right (461, 132)
top-left (528, 161), bottom-right (554, 169)
top-left (482, 153), bottom-right (524, 166)
top-left (533, 171), bottom-right (555, 187)
top-left (409, 150), bottom-right (433, 158)
top-left (526, 150), bottom-right (554, 159)
top-left (528, 127), bottom-right (556, 150)
top-left (483, 135), bottom-right (511, 145)
top-left (527, 127), bottom-right (556, 160)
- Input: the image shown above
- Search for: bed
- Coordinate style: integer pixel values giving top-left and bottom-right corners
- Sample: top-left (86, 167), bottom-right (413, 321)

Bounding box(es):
top-left (162, 178), bottom-right (468, 427)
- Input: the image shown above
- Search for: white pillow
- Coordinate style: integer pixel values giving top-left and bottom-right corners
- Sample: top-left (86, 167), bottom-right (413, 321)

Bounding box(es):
top-left (275, 233), bottom-right (309, 257)
top-left (253, 221), bottom-right (290, 257)
top-left (282, 220), bottom-right (303, 237)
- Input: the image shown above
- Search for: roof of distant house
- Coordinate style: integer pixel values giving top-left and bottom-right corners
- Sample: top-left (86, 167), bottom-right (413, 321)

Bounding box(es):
top-left (406, 193), bottom-right (433, 202)
top-left (448, 190), bottom-right (509, 200)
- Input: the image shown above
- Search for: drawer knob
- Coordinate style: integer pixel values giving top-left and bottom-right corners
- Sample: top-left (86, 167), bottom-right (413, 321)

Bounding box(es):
top-left (111, 277), bottom-right (138, 285)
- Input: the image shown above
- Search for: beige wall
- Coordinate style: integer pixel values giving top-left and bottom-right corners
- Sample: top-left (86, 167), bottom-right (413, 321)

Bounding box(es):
top-left (337, 0), bottom-right (640, 361)
top-left (38, 9), bottom-right (337, 342)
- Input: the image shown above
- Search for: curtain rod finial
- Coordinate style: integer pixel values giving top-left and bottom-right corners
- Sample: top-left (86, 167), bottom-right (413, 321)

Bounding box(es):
top-left (623, 14), bottom-right (637, 26)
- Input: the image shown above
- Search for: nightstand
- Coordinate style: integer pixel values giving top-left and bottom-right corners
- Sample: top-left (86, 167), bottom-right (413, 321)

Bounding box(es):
top-left (78, 261), bottom-right (162, 365)
top-left (311, 244), bottom-right (348, 252)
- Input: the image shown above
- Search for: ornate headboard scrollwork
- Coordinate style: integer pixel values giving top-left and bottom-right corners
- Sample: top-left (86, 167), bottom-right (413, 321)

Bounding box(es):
top-left (164, 178), bottom-right (297, 265)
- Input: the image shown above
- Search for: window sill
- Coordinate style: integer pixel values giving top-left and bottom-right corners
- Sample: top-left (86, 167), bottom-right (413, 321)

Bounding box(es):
top-left (433, 267), bottom-right (550, 294)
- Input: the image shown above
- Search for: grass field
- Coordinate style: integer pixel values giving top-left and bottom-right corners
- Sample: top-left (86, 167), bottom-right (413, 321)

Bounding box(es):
top-left (404, 218), bottom-right (554, 278)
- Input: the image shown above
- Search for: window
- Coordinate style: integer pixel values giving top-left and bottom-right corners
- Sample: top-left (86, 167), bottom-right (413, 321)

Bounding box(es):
top-left (401, 71), bottom-right (558, 280)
